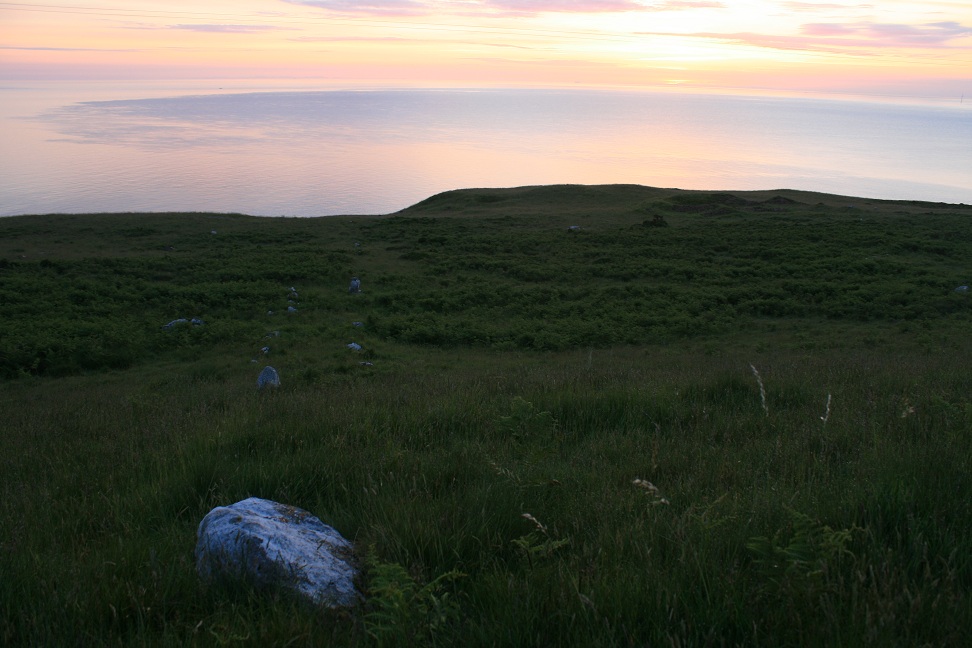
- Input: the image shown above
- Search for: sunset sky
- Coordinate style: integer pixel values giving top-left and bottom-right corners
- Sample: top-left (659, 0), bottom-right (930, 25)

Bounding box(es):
top-left (1, 1), bottom-right (970, 98)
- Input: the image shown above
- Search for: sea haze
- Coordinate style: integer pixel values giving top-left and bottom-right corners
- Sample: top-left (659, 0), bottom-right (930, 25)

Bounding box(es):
top-left (1, 84), bottom-right (970, 216)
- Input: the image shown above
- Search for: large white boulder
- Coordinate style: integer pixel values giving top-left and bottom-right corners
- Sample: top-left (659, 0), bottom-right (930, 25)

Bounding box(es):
top-left (195, 497), bottom-right (360, 608)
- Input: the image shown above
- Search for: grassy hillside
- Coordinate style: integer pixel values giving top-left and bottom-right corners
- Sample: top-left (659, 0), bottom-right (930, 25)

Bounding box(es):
top-left (2, 185), bottom-right (969, 377)
top-left (1, 185), bottom-right (971, 646)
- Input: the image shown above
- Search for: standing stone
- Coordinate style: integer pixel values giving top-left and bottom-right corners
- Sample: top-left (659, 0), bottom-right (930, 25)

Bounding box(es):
top-left (257, 366), bottom-right (280, 389)
top-left (195, 497), bottom-right (360, 608)
top-left (349, 277), bottom-right (361, 294)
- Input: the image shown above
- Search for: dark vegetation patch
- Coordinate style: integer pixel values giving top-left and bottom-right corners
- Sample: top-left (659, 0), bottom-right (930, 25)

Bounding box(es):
top-left (1, 186), bottom-right (969, 378)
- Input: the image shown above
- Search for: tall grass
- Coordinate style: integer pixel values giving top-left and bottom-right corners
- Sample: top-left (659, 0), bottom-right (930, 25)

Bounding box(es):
top-left (2, 189), bottom-right (971, 645)
top-left (3, 343), bottom-right (970, 646)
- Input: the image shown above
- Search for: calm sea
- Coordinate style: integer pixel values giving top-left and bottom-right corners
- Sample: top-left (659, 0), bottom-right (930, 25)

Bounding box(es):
top-left (1, 82), bottom-right (970, 216)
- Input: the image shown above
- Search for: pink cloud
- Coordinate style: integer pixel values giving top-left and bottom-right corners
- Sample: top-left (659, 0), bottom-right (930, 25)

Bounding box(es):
top-left (290, 35), bottom-right (537, 49)
top-left (801, 23), bottom-right (857, 36)
top-left (802, 21), bottom-right (972, 47)
top-left (710, 32), bottom-right (876, 55)
top-left (480, 0), bottom-right (646, 11)
top-left (283, 0), bottom-right (650, 17)
top-left (458, 55), bottom-right (619, 67)
top-left (0, 45), bottom-right (143, 52)
top-left (640, 20), bottom-right (972, 56)
top-left (783, 2), bottom-right (872, 10)
top-left (646, 1), bottom-right (725, 9)
top-left (864, 21), bottom-right (971, 46)
top-left (282, 1), bottom-right (430, 16)
top-left (169, 24), bottom-right (283, 34)
top-left (290, 35), bottom-right (413, 42)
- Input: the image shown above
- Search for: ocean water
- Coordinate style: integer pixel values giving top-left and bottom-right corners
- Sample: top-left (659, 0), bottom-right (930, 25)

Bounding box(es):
top-left (1, 82), bottom-right (970, 216)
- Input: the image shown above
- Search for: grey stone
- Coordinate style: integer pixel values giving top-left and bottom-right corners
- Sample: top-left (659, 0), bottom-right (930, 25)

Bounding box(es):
top-left (347, 342), bottom-right (362, 351)
top-left (349, 277), bottom-right (361, 294)
top-left (287, 306), bottom-right (298, 313)
top-left (257, 366), bottom-right (280, 389)
top-left (162, 318), bottom-right (189, 330)
top-left (955, 285), bottom-right (969, 293)
top-left (195, 497), bottom-right (359, 608)
top-left (164, 317), bottom-right (204, 330)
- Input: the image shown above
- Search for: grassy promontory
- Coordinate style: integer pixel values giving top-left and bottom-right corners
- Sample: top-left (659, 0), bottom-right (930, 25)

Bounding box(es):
top-left (2, 185), bottom-right (971, 646)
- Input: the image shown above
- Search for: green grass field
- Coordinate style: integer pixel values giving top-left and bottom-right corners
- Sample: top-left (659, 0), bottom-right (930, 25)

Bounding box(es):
top-left (2, 185), bottom-right (971, 646)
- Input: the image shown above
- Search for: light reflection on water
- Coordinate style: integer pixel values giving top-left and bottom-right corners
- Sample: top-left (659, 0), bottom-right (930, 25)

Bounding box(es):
top-left (1, 85), bottom-right (970, 216)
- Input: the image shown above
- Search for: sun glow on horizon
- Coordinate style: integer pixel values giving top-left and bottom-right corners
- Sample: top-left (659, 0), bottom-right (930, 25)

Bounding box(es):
top-left (1, 0), bottom-right (969, 99)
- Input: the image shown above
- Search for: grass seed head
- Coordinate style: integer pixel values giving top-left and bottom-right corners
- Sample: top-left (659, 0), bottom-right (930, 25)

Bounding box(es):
top-left (632, 478), bottom-right (659, 494)
top-left (820, 393), bottom-right (832, 424)
top-left (750, 363), bottom-right (769, 417)
top-left (521, 513), bottom-right (547, 533)
top-left (633, 478), bottom-right (670, 505)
